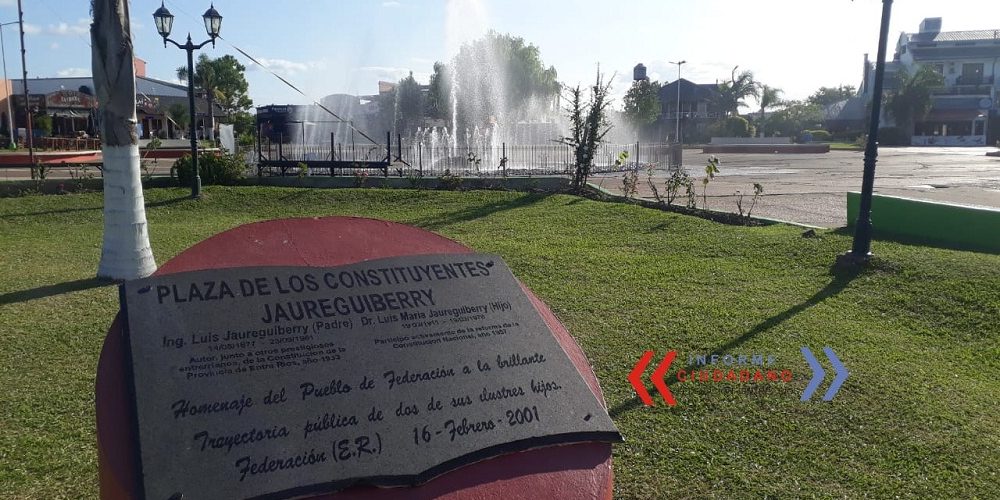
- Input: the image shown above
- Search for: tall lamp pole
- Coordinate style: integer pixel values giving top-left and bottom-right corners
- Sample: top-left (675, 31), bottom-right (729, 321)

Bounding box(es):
top-left (0, 21), bottom-right (18, 148)
top-left (16, 0), bottom-right (33, 174)
top-left (669, 60), bottom-right (686, 144)
top-left (844, 0), bottom-right (893, 264)
top-left (153, 2), bottom-right (222, 199)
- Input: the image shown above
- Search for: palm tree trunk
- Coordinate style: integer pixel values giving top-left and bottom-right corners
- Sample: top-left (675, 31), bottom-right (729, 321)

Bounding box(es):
top-left (92, 0), bottom-right (156, 280)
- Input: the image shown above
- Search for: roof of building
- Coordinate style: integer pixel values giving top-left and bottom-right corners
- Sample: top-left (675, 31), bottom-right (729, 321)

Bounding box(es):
top-left (824, 96), bottom-right (868, 121)
top-left (12, 76), bottom-right (188, 98)
top-left (659, 78), bottom-right (721, 102)
top-left (908, 29), bottom-right (1000, 43)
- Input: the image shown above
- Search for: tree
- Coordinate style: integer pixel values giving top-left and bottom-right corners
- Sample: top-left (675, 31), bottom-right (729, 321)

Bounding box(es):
top-left (208, 55), bottom-right (253, 117)
top-left (177, 54), bottom-right (219, 138)
top-left (394, 71), bottom-right (424, 136)
top-left (623, 79), bottom-right (662, 134)
top-left (91, 0), bottom-right (156, 279)
top-left (451, 31), bottom-right (560, 129)
top-left (167, 103), bottom-right (190, 135)
top-left (886, 65), bottom-right (945, 138)
top-left (558, 72), bottom-right (614, 192)
top-left (177, 54), bottom-right (252, 140)
top-left (426, 61), bottom-right (450, 120)
top-left (756, 84), bottom-right (782, 136)
top-left (707, 116), bottom-right (754, 138)
top-left (715, 66), bottom-right (758, 117)
top-left (765, 100), bottom-right (823, 138)
top-left (807, 85), bottom-right (857, 108)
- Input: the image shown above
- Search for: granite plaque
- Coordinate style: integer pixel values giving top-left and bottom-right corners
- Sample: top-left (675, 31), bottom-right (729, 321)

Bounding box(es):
top-left (120, 253), bottom-right (620, 500)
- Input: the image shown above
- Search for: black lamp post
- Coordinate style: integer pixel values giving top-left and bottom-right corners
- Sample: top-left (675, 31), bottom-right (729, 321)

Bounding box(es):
top-left (153, 2), bottom-right (222, 199)
top-left (843, 0), bottom-right (893, 265)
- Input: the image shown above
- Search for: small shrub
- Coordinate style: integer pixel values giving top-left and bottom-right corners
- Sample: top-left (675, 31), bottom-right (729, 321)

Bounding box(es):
top-left (805, 129), bottom-right (832, 142)
top-left (646, 165), bottom-right (662, 203)
top-left (665, 168), bottom-right (693, 207)
top-left (618, 151), bottom-right (638, 200)
top-left (406, 172), bottom-right (423, 189)
top-left (621, 167), bottom-right (639, 200)
top-left (701, 155), bottom-right (720, 209)
top-left (708, 116), bottom-right (753, 138)
top-left (296, 162), bottom-right (309, 179)
top-left (353, 170), bottom-right (369, 188)
top-left (439, 169), bottom-right (463, 191)
top-left (173, 152), bottom-right (246, 186)
top-left (735, 182), bottom-right (764, 223)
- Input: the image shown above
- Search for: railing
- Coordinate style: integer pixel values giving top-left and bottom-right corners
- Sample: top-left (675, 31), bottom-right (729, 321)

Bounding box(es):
top-left (955, 75), bottom-right (994, 86)
top-left (664, 111), bottom-right (721, 120)
top-left (256, 139), bottom-right (682, 177)
top-left (18, 137), bottom-right (102, 151)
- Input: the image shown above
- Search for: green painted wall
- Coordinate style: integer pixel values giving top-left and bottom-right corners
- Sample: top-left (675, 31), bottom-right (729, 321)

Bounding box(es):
top-left (847, 192), bottom-right (1000, 253)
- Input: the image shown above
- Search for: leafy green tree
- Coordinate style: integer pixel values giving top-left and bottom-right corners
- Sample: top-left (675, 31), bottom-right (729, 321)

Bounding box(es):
top-left (167, 103), bottom-right (190, 134)
top-left (765, 100), bottom-right (823, 138)
top-left (394, 72), bottom-right (425, 136)
top-left (33, 114), bottom-right (53, 136)
top-left (715, 66), bottom-right (758, 117)
top-left (427, 61), bottom-right (450, 120)
top-left (623, 79), bottom-right (662, 133)
top-left (177, 54), bottom-right (253, 138)
top-left (229, 110), bottom-right (255, 137)
top-left (707, 116), bottom-right (754, 138)
top-left (756, 84), bottom-right (782, 136)
top-left (210, 55), bottom-right (253, 116)
top-left (177, 54), bottom-right (219, 136)
top-left (886, 65), bottom-right (945, 138)
top-left (451, 31), bottom-right (559, 128)
top-left (807, 85), bottom-right (857, 108)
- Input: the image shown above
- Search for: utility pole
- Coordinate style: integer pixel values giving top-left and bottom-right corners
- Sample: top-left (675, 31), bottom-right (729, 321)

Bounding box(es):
top-left (17, 0), bottom-right (34, 175)
top-left (669, 60), bottom-right (686, 144)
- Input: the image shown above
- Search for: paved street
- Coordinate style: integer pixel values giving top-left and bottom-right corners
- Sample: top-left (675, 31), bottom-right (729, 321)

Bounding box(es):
top-left (591, 147), bottom-right (1000, 227)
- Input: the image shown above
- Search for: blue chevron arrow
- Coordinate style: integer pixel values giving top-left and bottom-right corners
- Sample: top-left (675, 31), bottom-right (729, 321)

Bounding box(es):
top-left (800, 347), bottom-right (825, 401)
top-left (822, 347), bottom-right (848, 401)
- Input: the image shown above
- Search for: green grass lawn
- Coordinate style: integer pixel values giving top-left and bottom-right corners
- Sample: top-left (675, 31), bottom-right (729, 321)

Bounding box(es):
top-left (827, 142), bottom-right (865, 151)
top-left (1, 187), bottom-right (998, 498)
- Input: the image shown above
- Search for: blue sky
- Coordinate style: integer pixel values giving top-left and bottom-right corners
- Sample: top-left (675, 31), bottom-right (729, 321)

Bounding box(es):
top-left (2, 0), bottom-right (997, 110)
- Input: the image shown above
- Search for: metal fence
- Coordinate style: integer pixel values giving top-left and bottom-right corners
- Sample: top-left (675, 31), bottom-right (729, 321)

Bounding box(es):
top-left (255, 139), bottom-right (681, 177)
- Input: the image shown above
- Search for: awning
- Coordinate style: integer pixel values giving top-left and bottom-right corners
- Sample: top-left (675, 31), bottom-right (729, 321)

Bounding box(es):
top-left (49, 108), bottom-right (87, 118)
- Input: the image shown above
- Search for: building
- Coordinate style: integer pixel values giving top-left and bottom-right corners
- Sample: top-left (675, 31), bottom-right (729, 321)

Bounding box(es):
top-left (860, 17), bottom-right (1000, 145)
top-left (657, 78), bottom-right (724, 142)
top-left (2, 57), bottom-right (223, 142)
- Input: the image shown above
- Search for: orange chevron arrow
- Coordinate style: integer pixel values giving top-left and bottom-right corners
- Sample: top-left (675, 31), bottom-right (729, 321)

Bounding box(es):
top-left (629, 350), bottom-right (677, 406)
top-left (628, 351), bottom-right (655, 406)
top-left (652, 351), bottom-right (677, 406)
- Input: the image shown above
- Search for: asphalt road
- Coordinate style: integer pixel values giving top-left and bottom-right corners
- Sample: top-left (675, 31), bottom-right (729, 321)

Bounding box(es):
top-left (590, 147), bottom-right (1000, 228)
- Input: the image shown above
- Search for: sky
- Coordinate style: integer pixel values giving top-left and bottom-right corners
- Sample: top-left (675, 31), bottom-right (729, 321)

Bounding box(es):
top-left (2, 0), bottom-right (998, 111)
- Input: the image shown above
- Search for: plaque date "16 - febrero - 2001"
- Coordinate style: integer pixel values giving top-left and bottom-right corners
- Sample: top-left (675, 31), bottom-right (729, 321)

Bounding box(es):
top-left (121, 253), bottom-right (621, 500)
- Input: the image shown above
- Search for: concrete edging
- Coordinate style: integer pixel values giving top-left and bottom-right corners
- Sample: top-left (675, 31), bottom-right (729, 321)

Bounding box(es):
top-left (846, 191), bottom-right (1000, 253)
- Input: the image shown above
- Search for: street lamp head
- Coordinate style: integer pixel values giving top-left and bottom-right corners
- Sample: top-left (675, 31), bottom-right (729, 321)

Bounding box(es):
top-left (152, 2), bottom-right (174, 41)
top-left (203, 3), bottom-right (222, 41)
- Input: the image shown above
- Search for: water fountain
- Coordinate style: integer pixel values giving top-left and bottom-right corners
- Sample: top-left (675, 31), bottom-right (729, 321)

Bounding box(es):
top-left (282, 0), bottom-right (642, 176)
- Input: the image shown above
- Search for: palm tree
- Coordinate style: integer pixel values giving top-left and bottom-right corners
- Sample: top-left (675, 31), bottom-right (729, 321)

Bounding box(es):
top-left (715, 66), bottom-right (759, 117)
top-left (91, 0), bottom-right (156, 279)
top-left (177, 54), bottom-right (223, 140)
top-left (756, 84), bottom-right (783, 137)
top-left (887, 65), bottom-right (945, 138)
